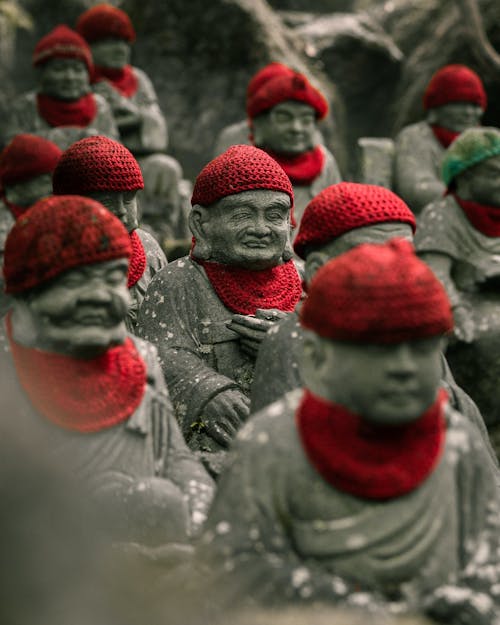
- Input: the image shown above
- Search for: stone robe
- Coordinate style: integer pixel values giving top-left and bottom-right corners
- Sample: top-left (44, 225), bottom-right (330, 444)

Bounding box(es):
top-left (4, 91), bottom-right (118, 150)
top-left (393, 121), bottom-right (446, 215)
top-left (198, 389), bottom-right (500, 615)
top-left (0, 200), bottom-right (14, 318)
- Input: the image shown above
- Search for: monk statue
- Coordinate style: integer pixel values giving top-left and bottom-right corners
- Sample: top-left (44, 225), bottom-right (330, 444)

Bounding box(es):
top-left (246, 62), bottom-right (341, 232)
top-left (0, 134), bottom-right (62, 317)
top-left (393, 65), bottom-right (486, 216)
top-left (76, 3), bottom-right (191, 255)
top-left (4, 25), bottom-right (118, 151)
top-left (1, 195), bottom-right (213, 546)
top-left (197, 240), bottom-right (500, 625)
top-left (52, 135), bottom-right (168, 333)
top-left (416, 126), bottom-right (500, 457)
top-left (137, 145), bottom-right (302, 474)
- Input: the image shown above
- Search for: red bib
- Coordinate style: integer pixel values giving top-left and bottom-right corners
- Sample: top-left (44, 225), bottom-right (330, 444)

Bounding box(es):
top-left (36, 92), bottom-right (97, 128)
top-left (263, 145), bottom-right (325, 185)
top-left (7, 314), bottom-right (147, 433)
top-left (296, 388), bottom-right (447, 500)
top-left (127, 230), bottom-right (147, 288)
top-left (194, 257), bottom-right (302, 315)
top-left (92, 64), bottom-right (139, 98)
top-left (453, 194), bottom-right (500, 238)
top-left (431, 125), bottom-right (460, 148)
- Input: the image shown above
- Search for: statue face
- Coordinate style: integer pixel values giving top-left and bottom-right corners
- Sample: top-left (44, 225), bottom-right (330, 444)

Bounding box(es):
top-left (90, 38), bottom-right (131, 69)
top-left (19, 259), bottom-right (130, 358)
top-left (429, 102), bottom-right (483, 132)
top-left (39, 58), bottom-right (89, 101)
top-left (302, 335), bottom-right (444, 425)
top-left (87, 190), bottom-right (139, 233)
top-left (4, 174), bottom-right (53, 208)
top-left (455, 155), bottom-right (500, 206)
top-left (194, 190), bottom-right (291, 269)
top-left (253, 101), bottom-right (317, 155)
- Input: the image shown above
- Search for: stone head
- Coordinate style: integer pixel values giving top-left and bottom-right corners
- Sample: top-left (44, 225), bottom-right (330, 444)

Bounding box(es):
top-left (189, 144), bottom-right (295, 269)
top-left (0, 134), bottom-right (62, 217)
top-left (423, 64), bottom-right (486, 132)
top-left (246, 66), bottom-right (328, 156)
top-left (33, 25), bottom-right (93, 101)
top-left (442, 126), bottom-right (500, 206)
top-left (3, 195), bottom-right (132, 358)
top-left (300, 239), bottom-right (453, 424)
top-left (52, 136), bottom-right (144, 233)
top-left (293, 182), bottom-right (416, 285)
top-left (77, 4), bottom-right (136, 70)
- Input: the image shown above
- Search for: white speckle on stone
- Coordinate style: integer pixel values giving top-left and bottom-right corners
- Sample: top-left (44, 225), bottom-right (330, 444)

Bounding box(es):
top-left (178, 259), bottom-right (186, 268)
top-left (299, 585), bottom-right (313, 598)
top-left (257, 431), bottom-right (269, 445)
top-left (200, 344), bottom-right (213, 354)
top-left (291, 331), bottom-right (298, 338)
top-left (158, 295), bottom-right (164, 304)
top-left (192, 510), bottom-right (207, 526)
top-left (249, 527), bottom-right (260, 540)
top-left (166, 331), bottom-right (174, 339)
top-left (266, 402), bottom-right (283, 418)
top-left (331, 576), bottom-right (348, 595)
top-left (291, 566), bottom-right (310, 588)
top-left (346, 534), bottom-right (367, 549)
top-left (216, 521), bottom-right (231, 535)
top-left (269, 325), bottom-right (280, 335)
top-left (136, 481), bottom-right (147, 492)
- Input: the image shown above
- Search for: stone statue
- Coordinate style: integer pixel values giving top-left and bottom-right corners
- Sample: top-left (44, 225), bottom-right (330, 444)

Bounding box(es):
top-left (393, 65), bottom-right (486, 216)
top-left (416, 126), bottom-right (500, 456)
top-left (76, 4), bottom-right (191, 255)
top-left (246, 62), bottom-right (341, 231)
top-left (137, 145), bottom-right (302, 474)
top-left (52, 135), bottom-right (168, 333)
top-left (198, 240), bottom-right (500, 625)
top-left (1, 195), bottom-right (213, 546)
top-left (4, 25), bottom-right (118, 151)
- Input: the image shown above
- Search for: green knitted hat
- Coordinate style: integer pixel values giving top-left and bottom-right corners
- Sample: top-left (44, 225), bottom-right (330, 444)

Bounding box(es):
top-left (442, 127), bottom-right (500, 187)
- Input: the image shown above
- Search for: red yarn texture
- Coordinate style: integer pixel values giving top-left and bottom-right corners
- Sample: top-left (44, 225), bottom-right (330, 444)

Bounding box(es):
top-left (33, 24), bottom-right (93, 72)
top-left (453, 194), bottom-right (500, 238)
top-left (294, 182), bottom-right (416, 259)
top-left (53, 135), bottom-right (144, 194)
top-left (3, 198), bottom-right (27, 220)
top-left (247, 62), bottom-right (294, 98)
top-left (0, 134), bottom-right (62, 186)
top-left (92, 64), bottom-right (138, 97)
top-left (300, 239), bottom-right (453, 342)
top-left (423, 64), bottom-right (487, 111)
top-left (296, 388), bottom-right (447, 500)
top-left (431, 125), bottom-right (460, 148)
top-left (77, 4), bottom-right (136, 43)
top-left (4, 195), bottom-right (131, 294)
top-left (195, 258), bottom-right (302, 315)
top-left (7, 315), bottom-right (146, 433)
top-left (247, 71), bottom-right (328, 120)
top-left (36, 93), bottom-right (97, 128)
top-left (263, 146), bottom-right (324, 185)
top-left (127, 230), bottom-right (146, 287)
top-left (191, 144), bottom-right (294, 210)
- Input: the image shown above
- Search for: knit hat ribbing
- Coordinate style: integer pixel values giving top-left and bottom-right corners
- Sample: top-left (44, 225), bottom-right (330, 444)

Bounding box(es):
top-left (3, 195), bottom-right (131, 294)
top-left (33, 25), bottom-right (93, 73)
top-left (52, 136), bottom-right (144, 194)
top-left (423, 64), bottom-right (487, 111)
top-left (246, 62), bottom-right (294, 98)
top-left (76, 3), bottom-right (136, 43)
top-left (441, 126), bottom-right (500, 187)
top-left (300, 239), bottom-right (453, 343)
top-left (191, 144), bottom-right (294, 209)
top-left (247, 70), bottom-right (329, 120)
top-left (0, 134), bottom-right (62, 187)
top-left (293, 182), bottom-right (416, 259)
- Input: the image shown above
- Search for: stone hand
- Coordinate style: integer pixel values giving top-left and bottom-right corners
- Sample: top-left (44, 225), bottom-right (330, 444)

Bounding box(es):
top-left (202, 390), bottom-right (250, 447)
top-left (424, 585), bottom-right (497, 625)
top-left (228, 309), bottom-right (288, 358)
top-left (453, 305), bottom-right (475, 343)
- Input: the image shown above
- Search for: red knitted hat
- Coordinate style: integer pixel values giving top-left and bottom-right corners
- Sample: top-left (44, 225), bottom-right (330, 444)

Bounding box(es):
top-left (294, 182), bottom-right (416, 259)
top-left (300, 239), bottom-right (453, 343)
top-left (0, 134), bottom-right (62, 187)
top-left (423, 64), bottom-right (487, 111)
top-left (52, 136), bottom-right (144, 195)
top-left (3, 195), bottom-right (131, 294)
top-left (76, 3), bottom-right (136, 44)
top-left (191, 144), bottom-right (294, 209)
top-left (33, 25), bottom-right (93, 73)
top-left (247, 71), bottom-right (329, 120)
top-left (246, 62), bottom-right (294, 98)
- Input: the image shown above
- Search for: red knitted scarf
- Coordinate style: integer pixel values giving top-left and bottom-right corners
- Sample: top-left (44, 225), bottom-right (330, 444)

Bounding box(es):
top-left (431, 125), bottom-right (460, 148)
top-left (7, 314), bottom-right (147, 433)
top-left (127, 229), bottom-right (147, 288)
top-left (296, 388), bottom-right (447, 500)
top-left (263, 145), bottom-right (325, 185)
top-left (37, 92), bottom-right (97, 128)
top-left (92, 64), bottom-right (138, 97)
top-left (194, 257), bottom-right (302, 315)
top-left (453, 194), bottom-right (500, 237)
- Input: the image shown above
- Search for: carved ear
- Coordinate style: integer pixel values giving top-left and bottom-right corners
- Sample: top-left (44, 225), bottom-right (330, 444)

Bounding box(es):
top-left (304, 251), bottom-right (328, 285)
top-left (189, 204), bottom-right (212, 260)
top-left (282, 235), bottom-right (294, 262)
